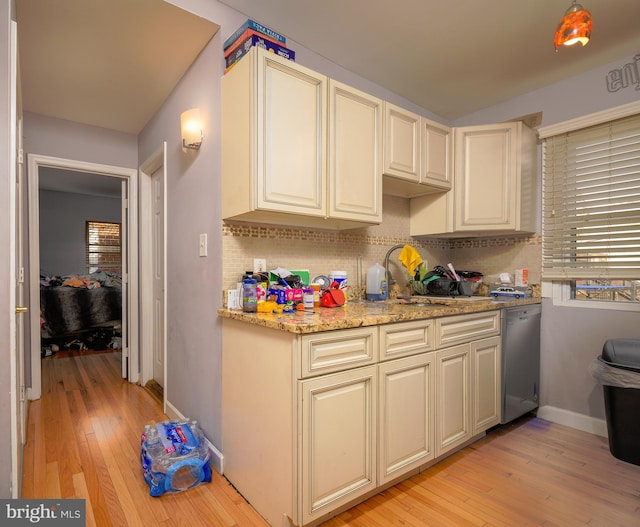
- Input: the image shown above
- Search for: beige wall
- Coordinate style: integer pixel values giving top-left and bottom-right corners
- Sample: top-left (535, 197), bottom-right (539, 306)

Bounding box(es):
top-left (222, 194), bottom-right (541, 303)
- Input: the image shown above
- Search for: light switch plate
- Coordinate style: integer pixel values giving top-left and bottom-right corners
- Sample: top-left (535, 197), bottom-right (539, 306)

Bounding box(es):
top-left (199, 233), bottom-right (207, 257)
top-left (253, 258), bottom-right (266, 273)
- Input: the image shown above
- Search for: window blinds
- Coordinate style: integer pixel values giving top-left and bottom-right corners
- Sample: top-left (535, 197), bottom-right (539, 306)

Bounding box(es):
top-left (86, 221), bottom-right (122, 272)
top-left (542, 113), bottom-right (640, 280)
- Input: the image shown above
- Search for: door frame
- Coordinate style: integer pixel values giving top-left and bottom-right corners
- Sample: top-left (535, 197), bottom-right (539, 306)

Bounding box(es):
top-left (139, 143), bottom-right (168, 412)
top-left (27, 154), bottom-right (139, 400)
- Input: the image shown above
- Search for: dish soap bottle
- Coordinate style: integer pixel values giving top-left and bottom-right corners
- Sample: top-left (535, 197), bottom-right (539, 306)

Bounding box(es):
top-left (366, 262), bottom-right (387, 301)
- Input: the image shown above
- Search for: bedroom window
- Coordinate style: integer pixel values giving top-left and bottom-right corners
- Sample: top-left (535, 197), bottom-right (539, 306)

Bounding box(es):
top-left (86, 221), bottom-right (121, 274)
top-left (541, 111), bottom-right (640, 308)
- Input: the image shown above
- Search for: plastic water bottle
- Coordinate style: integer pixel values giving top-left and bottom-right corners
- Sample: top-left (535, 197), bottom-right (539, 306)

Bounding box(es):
top-left (243, 278), bottom-right (258, 312)
top-left (366, 262), bottom-right (387, 301)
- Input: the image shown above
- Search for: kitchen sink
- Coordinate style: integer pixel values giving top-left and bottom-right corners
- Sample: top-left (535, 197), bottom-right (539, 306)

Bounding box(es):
top-left (390, 299), bottom-right (446, 309)
top-left (413, 295), bottom-right (491, 303)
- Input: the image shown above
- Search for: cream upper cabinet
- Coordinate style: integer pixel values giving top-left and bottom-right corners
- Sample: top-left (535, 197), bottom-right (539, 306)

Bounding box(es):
top-left (383, 102), bottom-right (452, 197)
top-left (453, 122), bottom-right (536, 233)
top-left (410, 121), bottom-right (537, 237)
top-left (383, 103), bottom-right (420, 184)
top-left (222, 47), bottom-right (326, 223)
top-left (421, 118), bottom-right (452, 189)
top-left (328, 80), bottom-right (383, 223)
top-left (222, 47), bottom-right (381, 229)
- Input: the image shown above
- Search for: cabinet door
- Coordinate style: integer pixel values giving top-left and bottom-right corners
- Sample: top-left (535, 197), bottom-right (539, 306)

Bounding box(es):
top-left (300, 366), bottom-right (377, 525)
top-left (421, 118), bottom-right (451, 190)
top-left (453, 122), bottom-right (518, 231)
top-left (435, 344), bottom-right (471, 457)
top-left (378, 353), bottom-right (435, 484)
top-left (383, 102), bottom-right (420, 183)
top-left (328, 79), bottom-right (382, 223)
top-left (472, 336), bottom-right (502, 433)
top-left (257, 49), bottom-right (327, 215)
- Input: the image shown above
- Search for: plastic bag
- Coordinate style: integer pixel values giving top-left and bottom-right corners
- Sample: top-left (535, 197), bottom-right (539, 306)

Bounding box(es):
top-left (589, 357), bottom-right (640, 389)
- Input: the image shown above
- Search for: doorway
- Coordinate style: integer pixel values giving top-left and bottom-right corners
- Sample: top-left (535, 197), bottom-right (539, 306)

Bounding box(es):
top-left (27, 154), bottom-right (139, 400)
top-left (139, 144), bottom-right (167, 410)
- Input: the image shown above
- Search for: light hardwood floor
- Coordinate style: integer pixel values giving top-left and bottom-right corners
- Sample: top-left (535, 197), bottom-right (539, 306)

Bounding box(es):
top-left (22, 350), bottom-right (640, 526)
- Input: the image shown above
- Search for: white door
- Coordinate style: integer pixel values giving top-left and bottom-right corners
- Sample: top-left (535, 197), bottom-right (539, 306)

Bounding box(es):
top-left (138, 144), bottom-right (167, 396)
top-left (10, 19), bottom-right (26, 498)
top-left (151, 165), bottom-right (165, 387)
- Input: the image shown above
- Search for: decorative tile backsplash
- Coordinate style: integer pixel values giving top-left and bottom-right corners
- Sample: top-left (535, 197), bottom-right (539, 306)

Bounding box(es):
top-left (222, 195), bottom-right (541, 301)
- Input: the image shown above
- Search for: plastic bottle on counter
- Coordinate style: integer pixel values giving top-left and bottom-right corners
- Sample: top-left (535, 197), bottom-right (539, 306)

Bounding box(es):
top-left (303, 288), bottom-right (314, 310)
top-left (311, 283), bottom-right (321, 308)
top-left (329, 270), bottom-right (347, 288)
top-left (366, 262), bottom-right (387, 301)
top-left (242, 278), bottom-right (258, 313)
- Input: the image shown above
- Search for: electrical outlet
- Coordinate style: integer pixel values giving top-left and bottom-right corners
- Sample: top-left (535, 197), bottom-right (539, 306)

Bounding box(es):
top-left (253, 258), bottom-right (267, 273)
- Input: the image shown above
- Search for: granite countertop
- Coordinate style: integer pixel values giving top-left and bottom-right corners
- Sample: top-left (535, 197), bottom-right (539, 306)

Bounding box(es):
top-left (217, 296), bottom-right (541, 334)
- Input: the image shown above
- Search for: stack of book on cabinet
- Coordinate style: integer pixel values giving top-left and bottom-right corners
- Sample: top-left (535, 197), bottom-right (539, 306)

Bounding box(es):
top-left (224, 19), bottom-right (294, 73)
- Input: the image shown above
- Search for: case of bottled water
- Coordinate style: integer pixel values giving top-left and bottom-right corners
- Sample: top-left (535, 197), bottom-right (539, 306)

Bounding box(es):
top-left (140, 419), bottom-right (212, 496)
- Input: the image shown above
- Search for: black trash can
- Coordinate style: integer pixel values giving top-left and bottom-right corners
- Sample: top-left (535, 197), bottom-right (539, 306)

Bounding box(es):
top-left (597, 339), bottom-right (640, 466)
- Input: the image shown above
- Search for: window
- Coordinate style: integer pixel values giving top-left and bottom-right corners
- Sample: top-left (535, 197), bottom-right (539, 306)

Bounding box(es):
top-left (86, 221), bottom-right (121, 274)
top-left (542, 112), bottom-right (640, 306)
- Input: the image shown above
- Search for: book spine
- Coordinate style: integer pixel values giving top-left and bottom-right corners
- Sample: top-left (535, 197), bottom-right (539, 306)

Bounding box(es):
top-left (223, 19), bottom-right (286, 50)
top-left (225, 35), bottom-right (295, 68)
top-left (224, 28), bottom-right (283, 58)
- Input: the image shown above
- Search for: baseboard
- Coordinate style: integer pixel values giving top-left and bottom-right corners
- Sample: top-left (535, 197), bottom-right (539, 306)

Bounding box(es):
top-left (163, 399), bottom-right (224, 475)
top-left (537, 405), bottom-right (608, 438)
top-left (204, 438), bottom-right (224, 475)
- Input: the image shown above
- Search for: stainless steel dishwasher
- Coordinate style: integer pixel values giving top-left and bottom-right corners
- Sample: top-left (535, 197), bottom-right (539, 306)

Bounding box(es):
top-left (501, 304), bottom-right (542, 424)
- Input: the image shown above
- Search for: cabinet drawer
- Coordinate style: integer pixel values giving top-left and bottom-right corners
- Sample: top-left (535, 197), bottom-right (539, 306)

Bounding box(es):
top-left (379, 320), bottom-right (434, 361)
top-left (300, 327), bottom-right (378, 379)
top-left (435, 311), bottom-right (500, 349)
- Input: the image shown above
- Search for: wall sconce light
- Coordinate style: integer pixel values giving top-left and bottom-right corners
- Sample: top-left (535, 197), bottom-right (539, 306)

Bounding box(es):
top-left (554, 1), bottom-right (592, 52)
top-left (181, 108), bottom-right (203, 150)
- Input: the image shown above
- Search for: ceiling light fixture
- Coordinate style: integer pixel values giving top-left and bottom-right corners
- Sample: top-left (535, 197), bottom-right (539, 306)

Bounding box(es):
top-left (554, 1), bottom-right (592, 51)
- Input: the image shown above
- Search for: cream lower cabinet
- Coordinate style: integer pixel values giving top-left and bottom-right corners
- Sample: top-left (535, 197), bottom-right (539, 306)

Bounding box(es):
top-left (378, 352), bottom-right (435, 484)
top-left (472, 336), bottom-right (502, 434)
top-left (435, 344), bottom-right (471, 456)
top-left (378, 319), bottom-right (435, 484)
top-left (434, 312), bottom-right (501, 457)
top-left (300, 366), bottom-right (377, 525)
top-left (222, 312), bottom-right (500, 527)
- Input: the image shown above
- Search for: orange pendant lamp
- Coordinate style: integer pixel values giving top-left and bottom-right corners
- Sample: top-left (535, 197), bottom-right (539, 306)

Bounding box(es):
top-left (554, 1), bottom-right (593, 51)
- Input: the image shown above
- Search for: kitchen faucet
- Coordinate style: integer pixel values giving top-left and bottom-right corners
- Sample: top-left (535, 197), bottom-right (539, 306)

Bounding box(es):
top-left (383, 244), bottom-right (405, 292)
